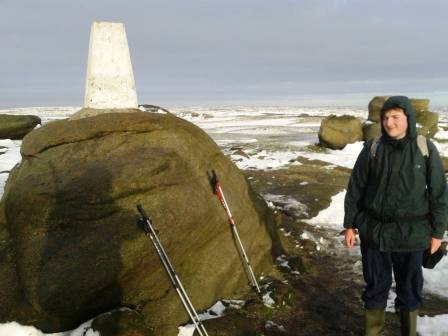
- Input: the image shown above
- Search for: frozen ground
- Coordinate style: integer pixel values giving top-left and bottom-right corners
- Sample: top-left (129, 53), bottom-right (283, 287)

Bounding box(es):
top-left (1, 105), bottom-right (448, 335)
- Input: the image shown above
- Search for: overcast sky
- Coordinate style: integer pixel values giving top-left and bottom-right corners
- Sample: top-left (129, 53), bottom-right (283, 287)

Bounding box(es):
top-left (1, 0), bottom-right (448, 107)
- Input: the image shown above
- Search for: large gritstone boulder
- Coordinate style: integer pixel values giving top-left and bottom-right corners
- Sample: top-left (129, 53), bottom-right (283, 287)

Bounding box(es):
top-left (1, 111), bottom-right (279, 335)
top-left (0, 114), bottom-right (41, 139)
top-left (318, 115), bottom-right (363, 150)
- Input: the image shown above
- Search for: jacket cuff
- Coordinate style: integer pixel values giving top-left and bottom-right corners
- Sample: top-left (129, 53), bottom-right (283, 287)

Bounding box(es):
top-left (432, 230), bottom-right (445, 240)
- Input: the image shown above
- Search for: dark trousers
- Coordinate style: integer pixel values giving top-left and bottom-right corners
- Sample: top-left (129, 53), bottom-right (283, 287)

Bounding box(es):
top-left (361, 244), bottom-right (424, 311)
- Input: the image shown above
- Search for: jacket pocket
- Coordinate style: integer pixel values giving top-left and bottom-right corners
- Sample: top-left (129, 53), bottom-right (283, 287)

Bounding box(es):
top-left (356, 211), bottom-right (381, 249)
top-left (379, 220), bottom-right (431, 251)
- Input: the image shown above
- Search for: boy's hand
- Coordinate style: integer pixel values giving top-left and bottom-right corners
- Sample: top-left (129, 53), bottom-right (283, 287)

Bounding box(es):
top-left (430, 237), bottom-right (442, 255)
top-left (345, 228), bottom-right (356, 248)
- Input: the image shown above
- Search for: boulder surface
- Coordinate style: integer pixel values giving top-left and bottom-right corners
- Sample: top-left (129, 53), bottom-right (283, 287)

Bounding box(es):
top-left (1, 111), bottom-right (279, 335)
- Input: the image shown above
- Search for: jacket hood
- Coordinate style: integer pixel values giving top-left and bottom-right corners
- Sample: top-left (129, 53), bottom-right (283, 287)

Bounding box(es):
top-left (380, 96), bottom-right (417, 140)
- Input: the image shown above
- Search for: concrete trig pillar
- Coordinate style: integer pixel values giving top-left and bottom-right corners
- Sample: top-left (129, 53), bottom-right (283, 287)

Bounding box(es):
top-left (84, 21), bottom-right (138, 109)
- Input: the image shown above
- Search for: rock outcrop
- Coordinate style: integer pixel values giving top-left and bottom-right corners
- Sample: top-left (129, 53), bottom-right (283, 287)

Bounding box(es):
top-left (0, 114), bottom-right (41, 139)
top-left (1, 111), bottom-right (280, 335)
top-left (318, 115), bottom-right (363, 149)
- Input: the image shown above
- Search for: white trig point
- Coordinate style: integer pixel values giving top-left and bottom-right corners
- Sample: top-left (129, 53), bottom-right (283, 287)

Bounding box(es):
top-left (84, 21), bottom-right (138, 109)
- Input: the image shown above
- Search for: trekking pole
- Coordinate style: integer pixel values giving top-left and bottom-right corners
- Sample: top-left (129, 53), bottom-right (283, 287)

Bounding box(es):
top-left (210, 171), bottom-right (261, 294)
top-left (136, 204), bottom-right (209, 336)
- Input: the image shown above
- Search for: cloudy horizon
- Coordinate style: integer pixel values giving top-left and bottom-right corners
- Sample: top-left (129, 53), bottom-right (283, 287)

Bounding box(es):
top-left (1, 0), bottom-right (448, 108)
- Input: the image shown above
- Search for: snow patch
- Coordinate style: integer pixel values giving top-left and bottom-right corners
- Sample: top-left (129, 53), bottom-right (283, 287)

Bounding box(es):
top-left (265, 320), bottom-right (286, 332)
top-left (262, 193), bottom-right (308, 217)
top-left (0, 319), bottom-right (98, 336)
top-left (275, 254), bottom-right (291, 269)
top-left (434, 140), bottom-right (448, 158)
top-left (434, 129), bottom-right (448, 140)
top-left (298, 142), bottom-right (364, 169)
top-left (417, 314), bottom-right (448, 335)
top-left (262, 292), bottom-right (276, 308)
top-left (423, 235), bottom-right (448, 299)
top-left (0, 140), bottom-right (22, 198)
top-left (177, 299), bottom-right (245, 336)
top-left (304, 190), bottom-right (346, 230)
top-left (230, 149), bottom-right (301, 170)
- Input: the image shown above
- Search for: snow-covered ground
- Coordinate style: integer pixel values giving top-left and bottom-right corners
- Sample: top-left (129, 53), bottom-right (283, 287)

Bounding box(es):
top-left (1, 105), bottom-right (448, 335)
top-left (0, 319), bottom-right (98, 336)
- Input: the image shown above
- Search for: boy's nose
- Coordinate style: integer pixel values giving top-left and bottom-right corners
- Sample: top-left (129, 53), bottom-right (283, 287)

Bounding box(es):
top-left (386, 118), bottom-right (394, 127)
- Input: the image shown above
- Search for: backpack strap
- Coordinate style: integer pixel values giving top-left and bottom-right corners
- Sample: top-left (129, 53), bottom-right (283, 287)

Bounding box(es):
top-left (370, 135), bottom-right (382, 160)
top-left (370, 134), bottom-right (429, 160)
top-left (416, 134), bottom-right (429, 158)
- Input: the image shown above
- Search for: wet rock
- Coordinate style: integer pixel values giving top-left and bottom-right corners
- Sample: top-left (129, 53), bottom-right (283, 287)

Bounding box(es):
top-left (0, 114), bottom-right (41, 140)
top-left (318, 115), bottom-right (363, 150)
top-left (2, 112), bottom-right (280, 335)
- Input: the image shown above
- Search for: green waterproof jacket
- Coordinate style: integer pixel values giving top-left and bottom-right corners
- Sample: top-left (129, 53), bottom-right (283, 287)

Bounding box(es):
top-left (344, 96), bottom-right (448, 252)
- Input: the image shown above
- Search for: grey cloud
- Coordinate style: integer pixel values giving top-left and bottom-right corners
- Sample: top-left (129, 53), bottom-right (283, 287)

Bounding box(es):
top-left (1, 0), bottom-right (448, 107)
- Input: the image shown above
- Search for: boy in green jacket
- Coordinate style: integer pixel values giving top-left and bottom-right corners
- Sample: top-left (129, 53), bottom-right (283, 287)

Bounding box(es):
top-left (343, 96), bottom-right (448, 336)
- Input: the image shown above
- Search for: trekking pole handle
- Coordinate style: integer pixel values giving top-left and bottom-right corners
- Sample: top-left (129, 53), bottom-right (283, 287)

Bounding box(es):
top-left (137, 204), bottom-right (149, 219)
top-left (137, 204), bottom-right (153, 235)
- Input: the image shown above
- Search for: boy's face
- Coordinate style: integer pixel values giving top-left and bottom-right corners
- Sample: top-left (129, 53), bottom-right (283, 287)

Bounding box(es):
top-left (382, 108), bottom-right (408, 140)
